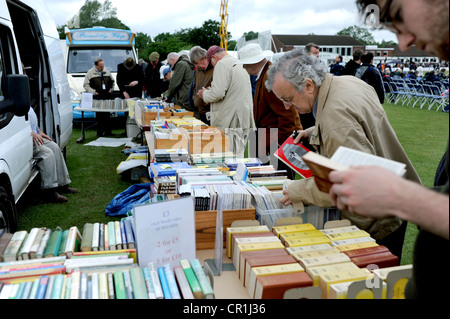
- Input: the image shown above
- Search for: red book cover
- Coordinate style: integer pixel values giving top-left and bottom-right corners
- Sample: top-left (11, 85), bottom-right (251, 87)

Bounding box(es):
top-left (274, 136), bottom-right (313, 178)
top-left (343, 245), bottom-right (390, 258)
top-left (351, 251), bottom-right (399, 269)
top-left (256, 272), bottom-right (313, 299)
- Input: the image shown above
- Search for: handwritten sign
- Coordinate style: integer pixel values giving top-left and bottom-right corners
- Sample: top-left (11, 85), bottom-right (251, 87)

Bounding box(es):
top-left (133, 197), bottom-right (196, 268)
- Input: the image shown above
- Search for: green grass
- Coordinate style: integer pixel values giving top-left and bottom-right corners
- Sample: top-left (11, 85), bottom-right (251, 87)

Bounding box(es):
top-left (16, 103), bottom-right (449, 265)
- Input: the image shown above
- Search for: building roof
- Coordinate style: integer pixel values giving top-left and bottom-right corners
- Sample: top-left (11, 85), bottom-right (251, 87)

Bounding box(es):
top-left (389, 45), bottom-right (434, 57)
top-left (272, 34), bottom-right (365, 47)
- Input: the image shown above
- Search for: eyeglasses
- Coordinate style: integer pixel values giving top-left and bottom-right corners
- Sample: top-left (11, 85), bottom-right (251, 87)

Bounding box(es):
top-left (279, 94), bottom-right (294, 106)
top-left (379, 0), bottom-right (401, 34)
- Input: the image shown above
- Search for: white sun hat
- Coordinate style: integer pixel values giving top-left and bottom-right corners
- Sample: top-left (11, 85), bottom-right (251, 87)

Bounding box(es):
top-left (236, 43), bottom-right (274, 65)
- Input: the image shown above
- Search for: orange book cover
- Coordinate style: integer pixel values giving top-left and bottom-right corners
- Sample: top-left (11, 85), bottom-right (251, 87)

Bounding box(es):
top-left (255, 272), bottom-right (313, 299)
top-left (351, 251), bottom-right (399, 269)
top-left (343, 245), bottom-right (389, 258)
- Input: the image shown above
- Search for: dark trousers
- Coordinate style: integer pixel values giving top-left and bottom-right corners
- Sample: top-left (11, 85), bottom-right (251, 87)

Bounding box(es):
top-left (377, 220), bottom-right (408, 264)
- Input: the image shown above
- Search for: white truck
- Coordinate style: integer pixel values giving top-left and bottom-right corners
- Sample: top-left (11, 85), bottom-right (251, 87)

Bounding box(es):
top-left (0, 0), bottom-right (72, 232)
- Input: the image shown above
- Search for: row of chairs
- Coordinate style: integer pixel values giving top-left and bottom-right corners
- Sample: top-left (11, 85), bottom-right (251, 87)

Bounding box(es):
top-left (384, 80), bottom-right (449, 111)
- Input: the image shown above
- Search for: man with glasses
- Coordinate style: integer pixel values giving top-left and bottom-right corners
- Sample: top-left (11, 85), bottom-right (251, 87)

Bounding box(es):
top-left (329, 0), bottom-right (449, 299)
top-left (265, 48), bottom-right (421, 261)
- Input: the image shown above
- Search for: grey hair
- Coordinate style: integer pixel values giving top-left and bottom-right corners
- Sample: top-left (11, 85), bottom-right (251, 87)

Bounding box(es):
top-left (265, 48), bottom-right (328, 93)
top-left (189, 46), bottom-right (207, 64)
top-left (167, 52), bottom-right (180, 61)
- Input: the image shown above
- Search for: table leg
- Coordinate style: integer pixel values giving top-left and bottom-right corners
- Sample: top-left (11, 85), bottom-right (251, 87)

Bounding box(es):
top-left (76, 111), bottom-right (85, 143)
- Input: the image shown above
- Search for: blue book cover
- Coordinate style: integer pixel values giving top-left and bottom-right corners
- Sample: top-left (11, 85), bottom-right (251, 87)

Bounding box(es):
top-left (150, 162), bottom-right (192, 177)
top-left (35, 275), bottom-right (49, 299)
top-left (164, 264), bottom-right (181, 299)
top-left (158, 266), bottom-right (172, 299)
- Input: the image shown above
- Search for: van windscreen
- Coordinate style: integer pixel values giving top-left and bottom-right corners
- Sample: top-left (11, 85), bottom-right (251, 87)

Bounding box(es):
top-left (67, 47), bottom-right (135, 73)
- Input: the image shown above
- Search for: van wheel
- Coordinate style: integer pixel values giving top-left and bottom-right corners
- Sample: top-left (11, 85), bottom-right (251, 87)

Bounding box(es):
top-left (0, 187), bottom-right (17, 233)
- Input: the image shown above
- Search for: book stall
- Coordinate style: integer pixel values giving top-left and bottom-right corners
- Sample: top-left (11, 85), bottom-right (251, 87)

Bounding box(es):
top-left (0, 100), bottom-right (414, 300)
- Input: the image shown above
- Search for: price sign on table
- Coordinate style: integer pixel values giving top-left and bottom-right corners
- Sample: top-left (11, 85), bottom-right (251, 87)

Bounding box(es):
top-left (133, 197), bottom-right (196, 268)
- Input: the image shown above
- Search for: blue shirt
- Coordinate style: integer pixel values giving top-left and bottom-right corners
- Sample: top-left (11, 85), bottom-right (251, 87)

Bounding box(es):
top-left (28, 107), bottom-right (39, 134)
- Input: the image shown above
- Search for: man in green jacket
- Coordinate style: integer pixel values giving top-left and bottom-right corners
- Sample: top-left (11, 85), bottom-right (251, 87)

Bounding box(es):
top-left (165, 52), bottom-right (195, 110)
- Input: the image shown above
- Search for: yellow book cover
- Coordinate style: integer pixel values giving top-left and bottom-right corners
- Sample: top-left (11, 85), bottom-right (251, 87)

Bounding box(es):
top-left (325, 230), bottom-right (371, 241)
top-left (280, 230), bottom-right (327, 244)
top-left (284, 236), bottom-right (332, 248)
top-left (226, 226), bottom-right (270, 258)
top-left (272, 223), bottom-right (316, 238)
top-left (335, 241), bottom-right (379, 252)
top-left (306, 262), bottom-right (360, 286)
top-left (318, 269), bottom-right (371, 298)
top-left (298, 253), bottom-right (351, 270)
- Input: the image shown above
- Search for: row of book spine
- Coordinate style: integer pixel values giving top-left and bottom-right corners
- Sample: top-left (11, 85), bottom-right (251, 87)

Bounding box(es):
top-left (0, 256), bottom-right (214, 299)
top-left (230, 223), bottom-right (401, 299)
top-left (0, 218), bottom-right (136, 263)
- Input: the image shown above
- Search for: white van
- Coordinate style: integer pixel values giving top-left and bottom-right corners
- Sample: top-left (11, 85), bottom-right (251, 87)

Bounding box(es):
top-left (0, 0), bottom-right (72, 232)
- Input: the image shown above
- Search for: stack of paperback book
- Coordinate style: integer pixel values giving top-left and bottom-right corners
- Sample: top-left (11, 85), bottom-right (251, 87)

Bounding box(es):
top-left (0, 255), bottom-right (214, 299)
top-left (228, 222), bottom-right (402, 299)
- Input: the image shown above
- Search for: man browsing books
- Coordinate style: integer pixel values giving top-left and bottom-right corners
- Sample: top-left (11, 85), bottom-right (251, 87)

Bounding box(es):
top-left (328, 0), bottom-right (449, 299)
top-left (236, 43), bottom-right (302, 179)
top-left (265, 48), bottom-right (422, 260)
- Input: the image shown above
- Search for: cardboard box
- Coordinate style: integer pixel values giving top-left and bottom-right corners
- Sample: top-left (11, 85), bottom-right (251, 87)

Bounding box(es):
top-left (146, 130), bottom-right (190, 151)
top-left (186, 126), bottom-right (230, 155)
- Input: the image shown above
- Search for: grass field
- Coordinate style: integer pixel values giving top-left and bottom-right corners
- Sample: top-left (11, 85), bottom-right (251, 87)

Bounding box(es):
top-left (16, 103), bottom-right (449, 265)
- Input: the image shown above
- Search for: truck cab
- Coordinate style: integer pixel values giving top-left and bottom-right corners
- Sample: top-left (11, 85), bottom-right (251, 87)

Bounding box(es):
top-left (0, 0), bottom-right (72, 232)
top-left (62, 27), bottom-right (137, 119)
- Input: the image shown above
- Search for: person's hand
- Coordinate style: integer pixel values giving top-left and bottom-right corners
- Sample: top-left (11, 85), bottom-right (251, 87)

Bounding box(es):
top-left (329, 166), bottom-right (402, 218)
top-left (293, 130), bottom-right (309, 144)
top-left (31, 131), bottom-right (44, 146)
top-left (280, 188), bottom-right (292, 206)
top-left (123, 92), bottom-right (131, 99)
top-left (128, 81), bottom-right (138, 87)
top-left (197, 87), bottom-right (206, 99)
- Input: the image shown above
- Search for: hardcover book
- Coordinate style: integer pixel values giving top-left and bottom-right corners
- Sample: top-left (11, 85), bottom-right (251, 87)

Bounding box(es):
top-left (302, 146), bottom-right (407, 193)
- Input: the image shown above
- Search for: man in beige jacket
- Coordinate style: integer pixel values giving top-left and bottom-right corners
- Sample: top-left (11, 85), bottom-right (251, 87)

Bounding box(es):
top-left (198, 46), bottom-right (256, 158)
top-left (265, 48), bottom-right (422, 259)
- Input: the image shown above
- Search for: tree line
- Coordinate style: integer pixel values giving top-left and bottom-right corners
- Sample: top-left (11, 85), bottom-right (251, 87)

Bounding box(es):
top-left (57, 0), bottom-right (396, 62)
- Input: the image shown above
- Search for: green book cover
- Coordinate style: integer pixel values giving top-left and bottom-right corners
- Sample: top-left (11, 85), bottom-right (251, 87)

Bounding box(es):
top-left (129, 267), bottom-right (148, 299)
top-left (58, 230), bottom-right (70, 256)
top-left (44, 227), bottom-right (63, 257)
top-left (107, 221), bottom-right (116, 249)
top-left (113, 270), bottom-right (127, 299)
top-left (190, 259), bottom-right (214, 299)
top-left (80, 223), bottom-right (93, 252)
top-left (180, 259), bottom-right (203, 299)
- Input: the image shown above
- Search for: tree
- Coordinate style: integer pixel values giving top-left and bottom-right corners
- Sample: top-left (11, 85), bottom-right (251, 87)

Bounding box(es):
top-left (337, 25), bottom-right (376, 45)
top-left (59, 0), bottom-right (129, 38)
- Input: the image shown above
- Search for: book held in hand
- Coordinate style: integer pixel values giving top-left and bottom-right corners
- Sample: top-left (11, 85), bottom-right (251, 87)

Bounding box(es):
top-left (301, 146), bottom-right (408, 193)
top-left (274, 136), bottom-right (313, 178)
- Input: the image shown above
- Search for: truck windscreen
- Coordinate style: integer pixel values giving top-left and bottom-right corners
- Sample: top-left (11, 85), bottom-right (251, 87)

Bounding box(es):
top-left (67, 47), bottom-right (135, 73)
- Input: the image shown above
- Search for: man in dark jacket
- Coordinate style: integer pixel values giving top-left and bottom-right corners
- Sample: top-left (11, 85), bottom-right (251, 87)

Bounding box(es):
top-left (145, 52), bottom-right (163, 98)
top-left (165, 52), bottom-right (195, 109)
top-left (355, 52), bottom-right (385, 104)
top-left (117, 57), bottom-right (144, 99)
top-left (341, 49), bottom-right (364, 76)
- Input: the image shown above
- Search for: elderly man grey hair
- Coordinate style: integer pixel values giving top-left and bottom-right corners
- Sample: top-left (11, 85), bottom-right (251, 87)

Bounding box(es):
top-left (190, 46), bottom-right (207, 64)
top-left (265, 48), bottom-right (328, 94)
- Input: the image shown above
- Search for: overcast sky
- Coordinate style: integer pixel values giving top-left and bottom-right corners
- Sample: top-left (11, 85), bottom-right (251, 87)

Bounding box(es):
top-left (41, 0), bottom-right (398, 44)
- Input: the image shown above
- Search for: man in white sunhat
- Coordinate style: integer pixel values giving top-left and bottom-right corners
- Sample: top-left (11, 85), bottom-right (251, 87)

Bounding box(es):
top-left (236, 43), bottom-right (302, 179)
